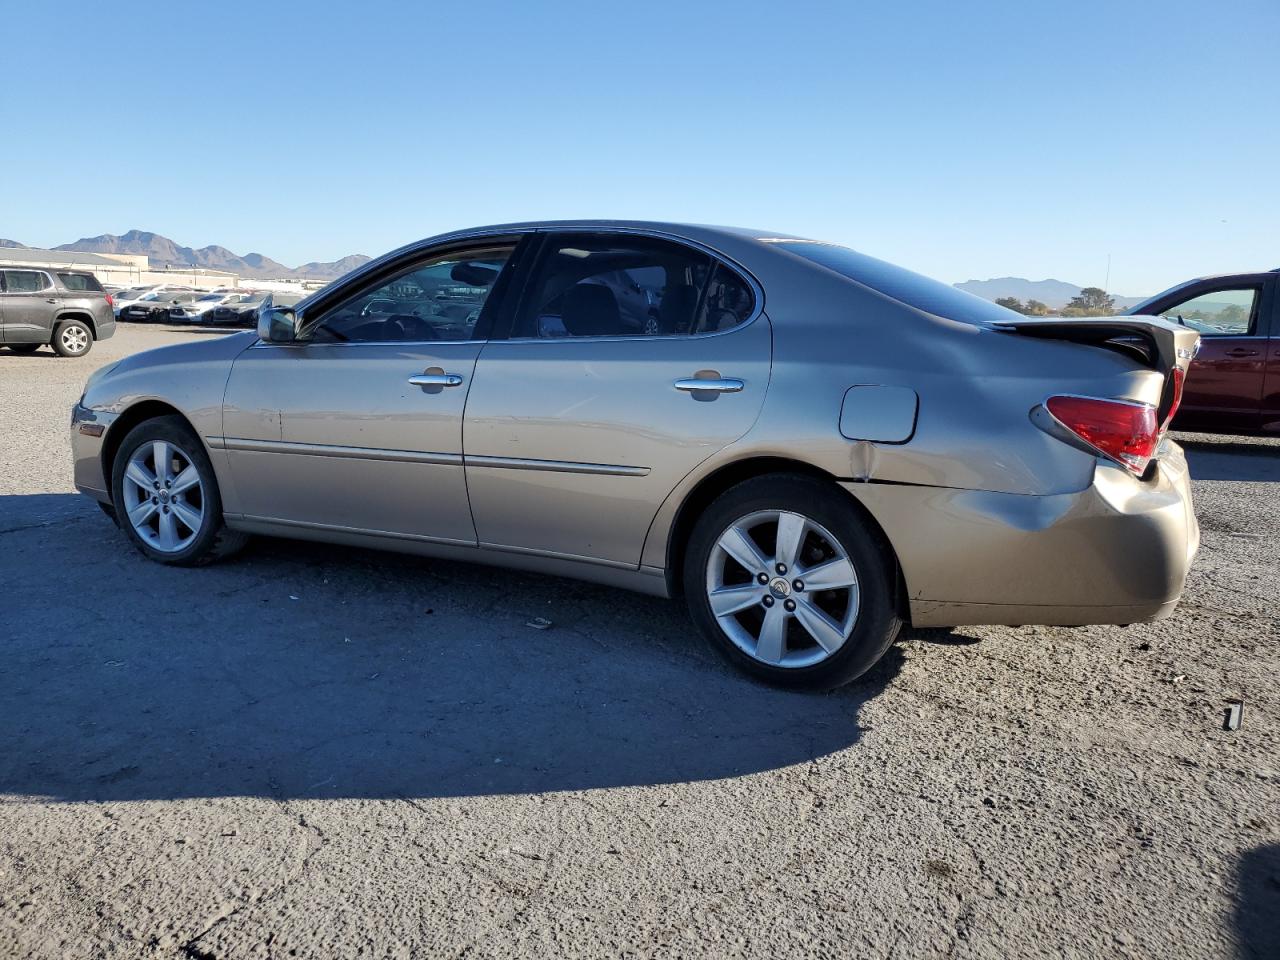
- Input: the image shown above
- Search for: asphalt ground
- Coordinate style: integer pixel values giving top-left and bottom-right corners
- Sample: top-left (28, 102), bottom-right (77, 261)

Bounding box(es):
top-left (1, 325), bottom-right (1277, 958)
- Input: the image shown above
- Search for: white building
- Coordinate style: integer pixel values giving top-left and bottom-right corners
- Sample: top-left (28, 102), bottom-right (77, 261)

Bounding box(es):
top-left (0, 247), bottom-right (239, 290)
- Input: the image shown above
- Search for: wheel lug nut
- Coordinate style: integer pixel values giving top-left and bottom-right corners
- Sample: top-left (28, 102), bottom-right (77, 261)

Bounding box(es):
top-left (757, 573), bottom-right (769, 584)
top-left (775, 563), bottom-right (787, 575)
top-left (793, 580), bottom-right (804, 592)
top-left (151, 496), bottom-right (158, 504)
top-left (162, 506), bottom-right (170, 514)
top-left (762, 596), bottom-right (775, 608)
top-left (153, 481), bottom-right (160, 489)
top-left (784, 599), bottom-right (797, 612)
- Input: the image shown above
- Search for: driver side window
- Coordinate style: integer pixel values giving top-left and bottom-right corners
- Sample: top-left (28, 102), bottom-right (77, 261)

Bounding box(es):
top-left (1158, 287), bottom-right (1258, 336)
top-left (309, 244), bottom-right (515, 343)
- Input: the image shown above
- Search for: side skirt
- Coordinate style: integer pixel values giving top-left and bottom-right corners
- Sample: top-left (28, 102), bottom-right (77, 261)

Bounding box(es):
top-left (225, 515), bottom-right (672, 598)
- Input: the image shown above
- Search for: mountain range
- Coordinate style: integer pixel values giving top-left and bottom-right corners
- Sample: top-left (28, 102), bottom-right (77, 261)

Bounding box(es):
top-left (4, 231), bottom-right (370, 280)
top-left (954, 277), bottom-right (1146, 310)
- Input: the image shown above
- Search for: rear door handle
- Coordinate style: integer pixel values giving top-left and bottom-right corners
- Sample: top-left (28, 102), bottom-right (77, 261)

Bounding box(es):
top-left (46, 298), bottom-right (57, 303)
top-left (408, 373), bottom-right (464, 387)
top-left (674, 377), bottom-right (744, 394)
top-left (1225, 348), bottom-right (1260, 358)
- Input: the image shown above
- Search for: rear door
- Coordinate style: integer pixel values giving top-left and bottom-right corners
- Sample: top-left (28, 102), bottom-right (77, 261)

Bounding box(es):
top-left (463, 231), bottom-right (771, 567)
top-left (1149, 278), bottom-right (1272, 433)
top-left (0, 270), bottom-right (57, 343)
top-left (221, 238), bottom-right (524, 544)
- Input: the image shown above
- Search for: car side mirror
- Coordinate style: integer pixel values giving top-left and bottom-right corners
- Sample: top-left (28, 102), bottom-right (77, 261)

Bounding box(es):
top-left (258, 306), bottom-right (298, 342)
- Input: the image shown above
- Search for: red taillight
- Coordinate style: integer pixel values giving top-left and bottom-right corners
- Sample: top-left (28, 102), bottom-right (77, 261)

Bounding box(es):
top-left (1162, 367), bottom-right (1185, 432)
top-left (1045, 395), bottom-right (1159, 476)
top-left (105, 294), bottom-right (114, 307)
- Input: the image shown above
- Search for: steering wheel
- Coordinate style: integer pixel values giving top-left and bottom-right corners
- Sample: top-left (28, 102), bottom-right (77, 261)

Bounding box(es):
top-left (390, 314), bottom-right (441, 340)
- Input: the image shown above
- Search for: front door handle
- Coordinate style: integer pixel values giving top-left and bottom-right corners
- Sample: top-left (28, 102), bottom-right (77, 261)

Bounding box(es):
top-left (1225, 348), bottom-right (1260, 358)
top-left (46, 298), bottom-right (57, 303)
top-left (408, 372), bottom-right (464, 387)
top-left (674, 376), bottom-right (744, 394)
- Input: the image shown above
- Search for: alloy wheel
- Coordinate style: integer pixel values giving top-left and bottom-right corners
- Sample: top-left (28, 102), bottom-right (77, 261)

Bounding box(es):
top-left (121, 440), bottom-right (205, 553)
top-left (60, 325), bottom-right (89, 354)
top-left (705, 509), bottom-right (861, 668)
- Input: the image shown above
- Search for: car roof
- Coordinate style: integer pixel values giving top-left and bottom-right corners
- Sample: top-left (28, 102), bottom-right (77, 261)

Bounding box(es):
top-left (437, 219), bottom-right (804, 243)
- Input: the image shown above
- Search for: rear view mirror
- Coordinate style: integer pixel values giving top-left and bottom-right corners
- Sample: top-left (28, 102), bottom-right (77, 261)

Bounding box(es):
top-left (258, 306), bottom-right (298, 342)
top-left (450, 261), bottom-right (499, 286)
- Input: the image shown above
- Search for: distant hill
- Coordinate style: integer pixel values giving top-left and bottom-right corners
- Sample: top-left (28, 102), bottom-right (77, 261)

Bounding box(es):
top-left (49, 230), bottom-right (370, 280)
top-left (0, 239), bottom-right (26, 248)
top-left (955, 277), bottom-right (1146, 311)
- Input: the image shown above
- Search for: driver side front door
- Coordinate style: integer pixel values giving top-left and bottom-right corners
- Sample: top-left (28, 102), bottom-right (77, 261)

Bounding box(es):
top-left (219, 238), bottom-right (523, 545)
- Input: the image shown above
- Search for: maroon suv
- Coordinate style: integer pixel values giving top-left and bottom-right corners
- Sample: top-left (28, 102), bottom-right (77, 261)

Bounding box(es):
top-left (1129, 269), bottom-right (1279, 435)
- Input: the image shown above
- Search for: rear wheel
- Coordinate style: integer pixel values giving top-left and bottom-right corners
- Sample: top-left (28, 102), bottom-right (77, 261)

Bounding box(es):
top-left (684, 474), bottom-right (901, 690)
top-left (6, 343), bottom-right (41, 354)
top-left (52, 320), bottom-right (93, 357)
top-left (110, 416), bottom-right (248, 566)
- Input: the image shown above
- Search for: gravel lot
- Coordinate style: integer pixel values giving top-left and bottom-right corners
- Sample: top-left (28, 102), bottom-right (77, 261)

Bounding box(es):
top-left (1, 326), bottom-right (1277, 959)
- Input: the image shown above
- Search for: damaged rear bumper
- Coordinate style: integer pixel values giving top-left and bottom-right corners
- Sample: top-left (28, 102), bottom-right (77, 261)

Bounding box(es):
top-left (844, 441), bottom-right (1199, 628)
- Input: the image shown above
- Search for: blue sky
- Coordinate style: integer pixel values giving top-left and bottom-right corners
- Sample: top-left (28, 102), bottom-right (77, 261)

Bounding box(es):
top-left (4, 0), bottom-right (1277, 295)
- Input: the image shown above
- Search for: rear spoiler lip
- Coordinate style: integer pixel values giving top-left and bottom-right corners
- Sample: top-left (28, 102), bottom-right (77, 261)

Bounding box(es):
top-left (989, 313), bottom-right (1201, 424)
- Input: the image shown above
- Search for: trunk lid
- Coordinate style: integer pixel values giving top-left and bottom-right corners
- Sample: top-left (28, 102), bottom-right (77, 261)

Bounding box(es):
top-left (990, 314), bottom-right (1199, 425)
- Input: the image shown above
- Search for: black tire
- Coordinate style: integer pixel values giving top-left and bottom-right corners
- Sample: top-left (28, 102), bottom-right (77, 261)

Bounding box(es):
top-left (98, 501), bottom-right (120, 527)
top-left (6, 343), bottom-right (41, 354)
top-left (110, 415), bottom-right (249, 566)
top-left (51, 320), bottom-right (93, 357)
top-left (683, 474), bottom-right (901, 690)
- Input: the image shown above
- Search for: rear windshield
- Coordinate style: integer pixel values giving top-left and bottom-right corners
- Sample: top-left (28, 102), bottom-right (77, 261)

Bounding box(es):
top-left (57, 272), bottom-right (103, 292)
top-left (770, 241), bottom-right (1016, 326)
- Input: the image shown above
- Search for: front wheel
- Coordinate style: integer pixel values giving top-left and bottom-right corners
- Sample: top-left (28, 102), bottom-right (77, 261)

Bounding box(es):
top-left (110, 416), bottom-right (249, 566)
top-left (684, 474), bottom-right (901, 690)
top-left (52, 320), bottom-right (93, 357)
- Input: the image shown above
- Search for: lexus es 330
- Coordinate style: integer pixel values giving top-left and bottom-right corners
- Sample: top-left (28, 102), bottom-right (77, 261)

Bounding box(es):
top-left (71, 222), bottom-right (1200, 689)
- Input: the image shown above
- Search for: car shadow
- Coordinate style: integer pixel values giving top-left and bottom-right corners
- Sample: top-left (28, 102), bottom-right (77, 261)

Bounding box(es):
top-left (0, 347), bottom-right (65, 360)
top-left (0, 493), bottom-right (901, 804)
top-left (1234, 843), bottom-right (1280, 958)
top-left (1180, 439), bottom-right (1280, 483)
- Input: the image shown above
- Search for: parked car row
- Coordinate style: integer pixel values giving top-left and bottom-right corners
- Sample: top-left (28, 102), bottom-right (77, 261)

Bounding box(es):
top-left (109, 286), bottom-right (304, 328)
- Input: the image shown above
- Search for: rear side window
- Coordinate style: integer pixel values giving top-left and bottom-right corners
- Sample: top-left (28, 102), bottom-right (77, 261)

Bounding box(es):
top-left (515, 234), bottom-right (754, 338)
top-left (695, 264), bottom-right (755, 333)
top-left (2, 270), bottom-right (51, 293)
top-left (770, 240), bottom-right (1015, 325)
top-left (57, 272), bottom-right (103, 292)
